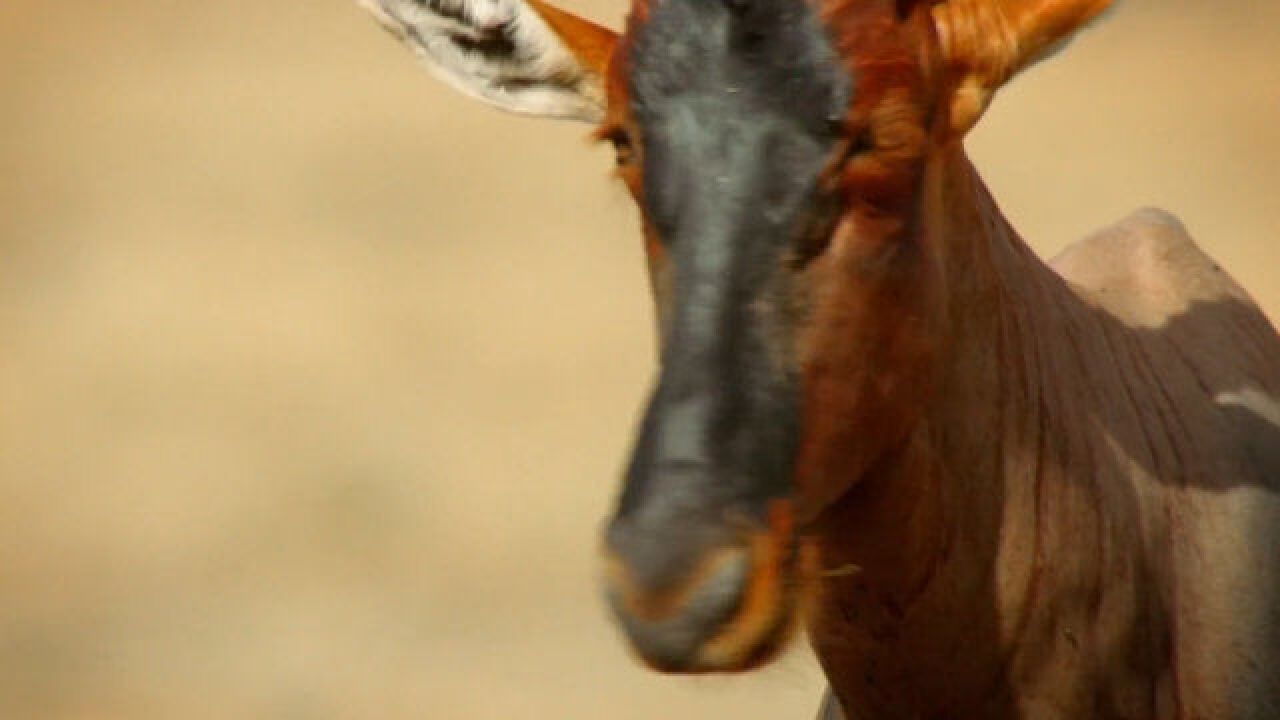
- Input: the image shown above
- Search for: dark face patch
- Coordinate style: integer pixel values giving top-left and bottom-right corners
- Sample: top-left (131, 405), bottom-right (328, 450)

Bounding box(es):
top-left (608, 0), bottom-right (851, 572)
top-left (630, 0), bottom-right (851, 250)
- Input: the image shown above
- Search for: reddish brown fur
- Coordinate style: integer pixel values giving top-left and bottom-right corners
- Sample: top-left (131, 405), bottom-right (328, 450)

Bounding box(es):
top-left (362, 0), bottom-right (1279, 712)
top-left (590, 1), bottom-right (1280, 715)
top-left (445, 0), bottom-right (1280, 713)
top-left (791, 1), bottom-right (943, 521)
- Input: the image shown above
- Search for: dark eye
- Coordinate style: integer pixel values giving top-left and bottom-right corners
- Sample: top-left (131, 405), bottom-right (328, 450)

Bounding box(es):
top-left (605, 127), bottom-right (635, 166)
top-left (848, 127), bottom-right (875, 157)
top-left (793, 189), bottom-right (842, 268)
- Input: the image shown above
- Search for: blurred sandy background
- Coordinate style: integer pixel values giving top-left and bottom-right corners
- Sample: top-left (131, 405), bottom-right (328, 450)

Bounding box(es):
top-left (0, 0), bottom-right (1276, 718)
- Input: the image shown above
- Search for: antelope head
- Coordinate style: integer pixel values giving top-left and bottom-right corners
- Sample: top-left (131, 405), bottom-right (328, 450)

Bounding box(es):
top-left (360, 0), bottom-right (1111, 674)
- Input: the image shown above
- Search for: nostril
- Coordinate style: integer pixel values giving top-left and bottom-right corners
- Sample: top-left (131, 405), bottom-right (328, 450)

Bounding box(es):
top-left (677, 547), bottom-right (750, 623)
top-left (602, 520), bottom-right (749, 616)
top-left (604, 511), bottom-right (728, 595)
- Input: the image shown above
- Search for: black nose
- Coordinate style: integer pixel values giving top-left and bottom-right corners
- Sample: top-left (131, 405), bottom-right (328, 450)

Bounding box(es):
top-left (601, 530), bottom-right (747, 671)
top-left (603, 341), bottom-right (800, 671)
top-left (601, 488), bottom-right (801, 673)
top-left (603, 510), bottom-right (752, 672)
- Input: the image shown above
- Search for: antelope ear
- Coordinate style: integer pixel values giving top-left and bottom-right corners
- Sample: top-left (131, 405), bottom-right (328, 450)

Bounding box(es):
top-left (930, 0), bottom-right (1113, 133)
top-left (360, 0), bottom-right (618, 123)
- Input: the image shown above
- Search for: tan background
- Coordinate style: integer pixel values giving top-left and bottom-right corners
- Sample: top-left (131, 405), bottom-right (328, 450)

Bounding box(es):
top-left (1, 1), bottom-right (1276, 718)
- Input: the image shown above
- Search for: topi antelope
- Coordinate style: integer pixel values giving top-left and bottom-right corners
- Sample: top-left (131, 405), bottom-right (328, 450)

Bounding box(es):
top-left (357, 0), bottom-right (1280, 716)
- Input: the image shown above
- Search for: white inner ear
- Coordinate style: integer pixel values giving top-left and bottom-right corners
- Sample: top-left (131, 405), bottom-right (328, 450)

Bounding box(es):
top-left (360, 0), bottom-right (605, 122)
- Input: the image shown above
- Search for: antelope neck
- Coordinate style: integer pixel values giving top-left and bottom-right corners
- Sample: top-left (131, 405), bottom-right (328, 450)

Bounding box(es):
top-left (806, 146), bottom-right (1078, 714)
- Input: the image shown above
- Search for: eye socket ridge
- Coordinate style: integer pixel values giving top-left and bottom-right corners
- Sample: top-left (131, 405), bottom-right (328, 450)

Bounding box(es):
top-left (791, 186), bottom-right (843, 268)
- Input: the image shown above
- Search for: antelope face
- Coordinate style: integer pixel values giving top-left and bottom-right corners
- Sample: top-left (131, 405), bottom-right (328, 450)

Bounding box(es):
top-left (361, 0), bottom-right (1111, 675)
top-left (596, 0), bottom-right (850, 672)
top-left (599, 0), bottom-right (940, 673)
